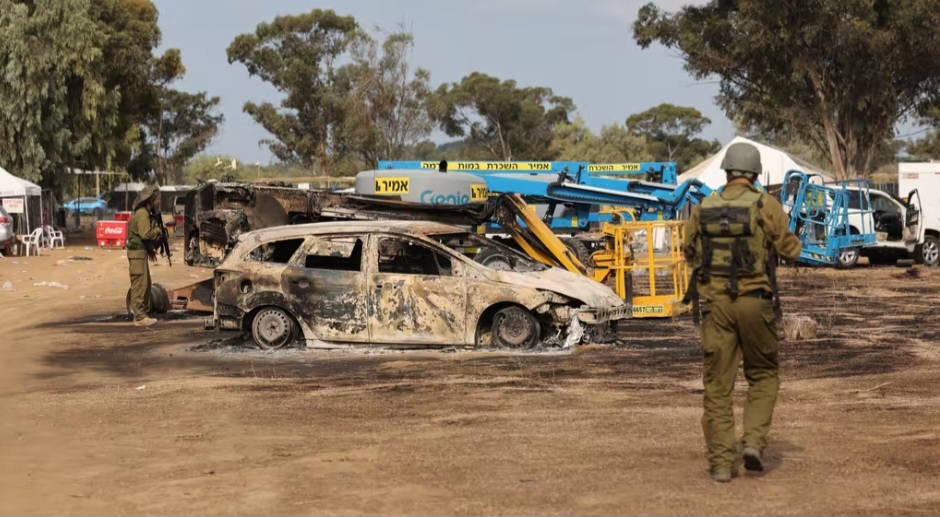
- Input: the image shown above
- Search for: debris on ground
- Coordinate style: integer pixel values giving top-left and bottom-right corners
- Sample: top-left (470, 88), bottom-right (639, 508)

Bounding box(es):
top-left (33, 281), bottom-right (70, 290)
top-left (2, 281), bottom-right (15, 292)
top-left (894, 267), bottom-right (929, 280)
top-left (781, 314), bottom-right (819, 341)
top-left (69, 256), bottom-right (94, 261)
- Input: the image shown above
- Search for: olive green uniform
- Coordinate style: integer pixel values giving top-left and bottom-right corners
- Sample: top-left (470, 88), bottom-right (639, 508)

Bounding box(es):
top-left (127, 205), bottom-right (162, 322)
top-left (683, 182), bottom-right (802, 474)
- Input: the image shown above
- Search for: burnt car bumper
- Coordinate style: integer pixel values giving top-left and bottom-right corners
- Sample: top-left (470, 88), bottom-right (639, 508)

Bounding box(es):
top-left (574, 303), bottom-right (632, 325)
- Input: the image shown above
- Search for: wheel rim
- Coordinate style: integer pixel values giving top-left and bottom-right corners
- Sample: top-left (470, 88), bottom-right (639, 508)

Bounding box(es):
top-left (839, 249), bottom-right (858, 264)
top-left (493, 310), bottom-right (536, 348)
top-left (483, 256), bottom-right (513, 271)
top-left (253, 309), bottom-right (292, 349)
top-left (925, 240), bottom-right (939, 265)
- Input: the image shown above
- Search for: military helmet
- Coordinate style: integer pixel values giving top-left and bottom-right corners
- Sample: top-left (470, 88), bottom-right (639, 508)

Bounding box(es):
top-left (133, 185), bottom-right (159, 209)
top-left (720, 142), bottom-right (762, 178)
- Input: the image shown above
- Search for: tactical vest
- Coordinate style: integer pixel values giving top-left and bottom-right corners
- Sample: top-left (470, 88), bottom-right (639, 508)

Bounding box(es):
top-left (694, 189), bottom-right (768, 296)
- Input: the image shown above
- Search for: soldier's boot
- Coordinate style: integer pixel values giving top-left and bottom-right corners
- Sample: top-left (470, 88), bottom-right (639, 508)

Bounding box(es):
top-left (709, 468), bottom-right (732, 483)
top-left (743, 447), bottom-right (764, 472)
top-left (134, 316), bottom-right (157, 327)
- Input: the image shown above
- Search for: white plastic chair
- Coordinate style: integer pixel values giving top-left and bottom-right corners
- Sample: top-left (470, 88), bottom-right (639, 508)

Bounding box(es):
top-left (46, 225), bottom-right (65, 249)
top-left (22, 227), bottom-right (43, 256)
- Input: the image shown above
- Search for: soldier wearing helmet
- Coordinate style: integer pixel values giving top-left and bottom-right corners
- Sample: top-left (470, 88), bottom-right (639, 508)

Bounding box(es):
top-left (126, 185), bottom-right (164, 327)
top-left (682, 142), bottom-right (801, 483)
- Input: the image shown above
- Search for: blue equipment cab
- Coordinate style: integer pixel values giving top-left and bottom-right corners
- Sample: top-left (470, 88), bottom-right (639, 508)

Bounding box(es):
top-left (779, 170), bottom-right (876, 268)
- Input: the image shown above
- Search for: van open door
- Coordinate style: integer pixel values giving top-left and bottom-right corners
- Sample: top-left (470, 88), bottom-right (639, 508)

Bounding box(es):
top-left (904, 189), bottom-right (925, 252)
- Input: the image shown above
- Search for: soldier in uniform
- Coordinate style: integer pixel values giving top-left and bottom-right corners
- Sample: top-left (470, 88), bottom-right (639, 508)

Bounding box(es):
top-left (127, 185), bottom-right (164, 327)
top-left (683, 142), bottom-right (802, 483)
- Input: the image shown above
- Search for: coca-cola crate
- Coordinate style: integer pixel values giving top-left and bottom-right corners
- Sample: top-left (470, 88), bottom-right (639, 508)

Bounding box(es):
top-left (114, 211), bottom-right (133, 222)
top-left (96, 220), bottom-right (128, 248)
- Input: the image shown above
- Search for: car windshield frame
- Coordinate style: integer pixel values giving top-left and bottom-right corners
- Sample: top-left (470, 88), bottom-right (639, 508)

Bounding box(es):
top-left (428, 231), bottom-right (550, 272)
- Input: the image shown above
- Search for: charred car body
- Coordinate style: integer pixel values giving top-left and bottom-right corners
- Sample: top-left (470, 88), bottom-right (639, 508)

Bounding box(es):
top-left (182, 179), bottom-right (492, 268)
top-left (206, 221), bottom-right (630, 350)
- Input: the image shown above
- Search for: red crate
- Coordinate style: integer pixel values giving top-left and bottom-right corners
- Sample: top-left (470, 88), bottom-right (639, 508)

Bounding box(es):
top-left (114, 211), bottom-right (132, 222)
top-left (96, 220), bottom-right (128, 248)
top-left (173, 214), bottom-right (184, 235)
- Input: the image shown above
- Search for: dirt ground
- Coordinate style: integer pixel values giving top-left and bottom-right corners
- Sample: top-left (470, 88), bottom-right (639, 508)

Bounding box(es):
top-left (1, 232), bottom-right (939, 516)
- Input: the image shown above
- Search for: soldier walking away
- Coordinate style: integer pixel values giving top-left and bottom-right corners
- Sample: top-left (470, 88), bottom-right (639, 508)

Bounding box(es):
top-left (682, 142), bottom-right (802, 483)
top-left (127, 185), bottom-right (164, 327)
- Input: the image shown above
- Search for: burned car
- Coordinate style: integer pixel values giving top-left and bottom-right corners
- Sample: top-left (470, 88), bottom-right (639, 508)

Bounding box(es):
top-left (205, 221), bottom-right (630, 349)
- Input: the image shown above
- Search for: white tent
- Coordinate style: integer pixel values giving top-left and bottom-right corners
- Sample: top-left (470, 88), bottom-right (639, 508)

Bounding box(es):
top-left (0, 165), bottom-right (44, 235)
top-left (678, 136), bottom-right (832, 190)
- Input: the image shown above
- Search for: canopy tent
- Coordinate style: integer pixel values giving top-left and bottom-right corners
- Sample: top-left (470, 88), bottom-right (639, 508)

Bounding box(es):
top-left (0, 165), bottom-right (44, 235)
top-left (678, 136), bottom-right (832, 190)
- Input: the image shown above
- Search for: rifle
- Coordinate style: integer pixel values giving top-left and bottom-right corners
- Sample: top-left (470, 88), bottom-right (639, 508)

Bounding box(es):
top-left (148, 207), bottom-right (172, 267)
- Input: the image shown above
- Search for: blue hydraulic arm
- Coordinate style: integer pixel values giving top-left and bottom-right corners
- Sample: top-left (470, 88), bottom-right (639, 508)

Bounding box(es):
top-left (377, 160), bottom-right (709, 223)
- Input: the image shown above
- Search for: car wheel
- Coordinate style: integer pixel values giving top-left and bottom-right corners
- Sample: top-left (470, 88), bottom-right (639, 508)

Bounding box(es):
top-left (251, 307), bottom-right (296, 350)
top-left (836, 247), bottom-right (859, 269)
top-left (917, 235), bottom-right (940, 267)
top-left (474, 247), bottom-right (513, 271)
top-left (491, 306), bottom-right (540, 349)
top-left (561, 237), bottom-right (593, 270)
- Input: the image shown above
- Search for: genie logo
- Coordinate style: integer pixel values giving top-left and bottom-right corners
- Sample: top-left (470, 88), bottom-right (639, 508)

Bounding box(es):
top-left (420, 190), bottom-right (471, 205)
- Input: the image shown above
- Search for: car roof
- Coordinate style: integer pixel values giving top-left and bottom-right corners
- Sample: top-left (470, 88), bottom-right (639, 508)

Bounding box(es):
top-left (239, 220), bottom-right (466, 242)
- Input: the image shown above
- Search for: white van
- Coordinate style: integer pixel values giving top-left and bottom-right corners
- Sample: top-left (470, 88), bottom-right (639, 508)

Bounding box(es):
top-left (898, 162), bottom-right (940, 267)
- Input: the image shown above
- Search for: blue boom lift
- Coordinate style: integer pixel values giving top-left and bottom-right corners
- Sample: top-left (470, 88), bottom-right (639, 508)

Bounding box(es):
top-left (780, 169), bottom-right (877, 268)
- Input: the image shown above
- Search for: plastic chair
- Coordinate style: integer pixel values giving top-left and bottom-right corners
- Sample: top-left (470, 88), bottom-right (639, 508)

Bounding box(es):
top-left (45, 225), bottom-right (65, 249)
top-left (22, 228), bottom-right (43, 256)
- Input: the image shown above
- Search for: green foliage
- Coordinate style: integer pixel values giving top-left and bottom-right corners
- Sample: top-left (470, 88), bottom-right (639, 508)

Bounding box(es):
top-left (633, 0), bottom-right (940, 179)
top-left (626, 103), bottom-right (720, 171)
top-left (183, 154), bottom-right (242, 183)
top-left (0, 0), bottom-right (118, 186)
top-left (339, 26), bottom-right (434, 165)
top-left (226, 9), bottom-right (364, 170)
top-left (432, 72), bottom-right (575, 160)
top-left (907, 107), bottom-right (940, 160)
top-left (151, 90), bottom-right (224, 184)
top-left (550, 117), bottom-right (653, 163)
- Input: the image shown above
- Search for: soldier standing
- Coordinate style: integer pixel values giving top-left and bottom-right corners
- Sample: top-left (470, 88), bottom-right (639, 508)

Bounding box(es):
top-left (127, 185), bottom-right (163, 327)
top-left (683, 142), bottom-right (802, 483)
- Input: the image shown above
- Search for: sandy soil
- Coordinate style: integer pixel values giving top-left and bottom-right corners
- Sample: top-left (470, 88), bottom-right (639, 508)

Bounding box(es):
top-left (1, 232), bottom-right (939, 515)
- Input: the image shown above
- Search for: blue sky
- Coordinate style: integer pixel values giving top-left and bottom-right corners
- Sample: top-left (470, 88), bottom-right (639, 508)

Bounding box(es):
top-left (151, 0), bottom-right (735, 165)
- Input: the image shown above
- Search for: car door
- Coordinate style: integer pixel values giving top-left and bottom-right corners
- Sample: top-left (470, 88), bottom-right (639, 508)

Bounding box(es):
top-left (367, 235), bottom-right (468, 345)
top-left (281, 234), bottom-right (370, 343)
top-left (904, 189), bottom-right (925, 252)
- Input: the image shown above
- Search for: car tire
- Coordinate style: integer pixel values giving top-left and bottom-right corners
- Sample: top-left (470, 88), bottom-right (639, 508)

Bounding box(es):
top-left (561, 237), bottom-right (593, 271)
top-left (491, 306), bottom-right (540, 349)
top-left (473, 247), bottom-right (514, 271)
top-left (916, 235), bottom-right (940, 267)
top-left (251, 307), bottom-right (296, 350)
top-left (836, 247), bottom-right (860, 269)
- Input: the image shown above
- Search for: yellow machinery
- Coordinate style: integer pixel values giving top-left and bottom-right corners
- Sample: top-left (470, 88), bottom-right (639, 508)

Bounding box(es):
top-left (494, 194), bottom-right (689, 318)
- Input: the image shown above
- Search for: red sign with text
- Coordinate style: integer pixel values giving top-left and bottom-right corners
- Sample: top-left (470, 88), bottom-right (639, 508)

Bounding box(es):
top-left (96, 220), bottom-right (128, 248)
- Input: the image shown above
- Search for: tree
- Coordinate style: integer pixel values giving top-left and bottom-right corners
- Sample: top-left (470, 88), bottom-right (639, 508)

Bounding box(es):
top-left (183, 154), bottom-right (241, 183)
top-left (432, 72), bottom-right (575, 160)
top-left (0, 0), bottom-right (118, 186)
top-left (626, 103), bottom-right (712, 160)
top-left (907, 107), bottom-right (940, 160)
top-left (339, 26), bottom-right (434, 167)
top-left (550, 117), bottom-right (653, 163)
top-left (150, 90), bottom-right (223, 184)
top-left (633, 1), bottom-right (940, 180)
top-left (226, 9), bottom-right (364, 172)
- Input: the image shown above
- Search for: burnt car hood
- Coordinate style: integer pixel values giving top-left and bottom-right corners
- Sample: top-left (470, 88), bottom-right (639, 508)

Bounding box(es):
top-left (490, 267), bottom-right (625, 308)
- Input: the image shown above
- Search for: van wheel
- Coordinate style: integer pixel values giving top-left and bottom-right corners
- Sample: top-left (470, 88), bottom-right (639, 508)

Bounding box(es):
top-left (251, 307), bottom-right (296, 350)
top-left (492, 306), bottom-right (540, 349)
top-left (836, 247), bottom-right (859, 269)
top-left (917, 235), bottom-right (940, 267)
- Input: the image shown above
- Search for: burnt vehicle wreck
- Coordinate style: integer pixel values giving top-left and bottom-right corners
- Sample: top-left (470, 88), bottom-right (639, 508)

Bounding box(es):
top-left (205, 221), bottom-right (630, 350)
top-left (182, 180), bottom-right (493, 268)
